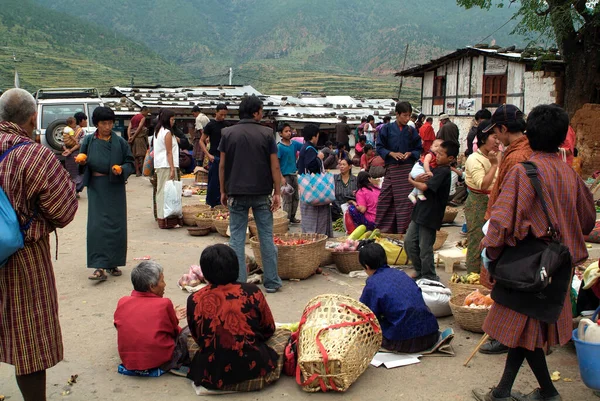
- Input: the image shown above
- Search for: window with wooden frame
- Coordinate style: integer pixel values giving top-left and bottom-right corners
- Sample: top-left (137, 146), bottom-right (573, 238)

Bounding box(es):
top-left (433, 76), bottom-right (445, 106)
top-left (483, 74), bottom-right (507, 107)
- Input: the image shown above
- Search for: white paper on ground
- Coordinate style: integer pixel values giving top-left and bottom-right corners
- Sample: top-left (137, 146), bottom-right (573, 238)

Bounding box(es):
top-left (370, 352), bottom-right (422, 368)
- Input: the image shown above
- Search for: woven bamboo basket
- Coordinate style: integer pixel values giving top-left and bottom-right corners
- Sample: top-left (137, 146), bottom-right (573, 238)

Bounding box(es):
top-left (248, 217), bottom-right (289, 238)
top-left (213, 217), bottom-right (230, 237)
top-left (442, 207), bottom-right (459, 224)
top-left (381, 230), bottom-right (448, 251)
top-left (248, 208), bottom-right (287, 221)
top-left (449, 289), bottom-right (491, 333)
top-left (380, 233), bottom-right (405, 242)
top-left (332, 251), bottom-right (362, 274)
top-left (211, 205), bottom-right (228, 212)
top-left (194, 169), bottom-right (208, 184)
top-left (250, 233), bottom-right (327, 280)
top-left (447, 281), bottom-right (486, 297)
top-left (297, 294), bottom-right (382, 392)
top-left (187, 227), bottom-right (211, 236)
top-left (195, 211), bottom-right (218, 231)
top-left (182, 204), bottom-right (211, 226)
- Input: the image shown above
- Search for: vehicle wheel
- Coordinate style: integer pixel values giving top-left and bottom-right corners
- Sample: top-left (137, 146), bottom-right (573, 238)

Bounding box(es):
top-left (45, 119), bottom-right (68, 151)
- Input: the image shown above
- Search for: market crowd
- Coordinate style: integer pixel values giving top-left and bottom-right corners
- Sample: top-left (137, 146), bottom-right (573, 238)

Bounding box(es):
top-left (0, 87), bottom-right (596, 401)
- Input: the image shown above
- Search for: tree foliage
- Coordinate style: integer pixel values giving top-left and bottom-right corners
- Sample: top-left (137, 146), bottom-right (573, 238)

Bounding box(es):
top-left (457, 1), bottom-right (599, 51)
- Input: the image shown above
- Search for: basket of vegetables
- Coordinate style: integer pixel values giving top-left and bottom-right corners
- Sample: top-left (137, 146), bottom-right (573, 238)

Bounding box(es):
top-left (250, 233), bottom-right (327, 280)
top-left (449, 289), bottom-right (493, 333)
top-left (195, 211), bottom-right (218, 231)
top-left (212, 212), bottom-right (231, 237)
top-left (183, 204), bottom-right (211, 226)
top-left (448, 273), bottom-right (486, 296)
top-left (331, 239), bottom-right (362, 274)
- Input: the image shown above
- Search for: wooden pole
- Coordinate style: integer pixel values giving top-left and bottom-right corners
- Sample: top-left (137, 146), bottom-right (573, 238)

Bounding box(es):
top-left (463, 333), bottom-right (489, 367)
top-left (397, 43), bottom-right (410, 99)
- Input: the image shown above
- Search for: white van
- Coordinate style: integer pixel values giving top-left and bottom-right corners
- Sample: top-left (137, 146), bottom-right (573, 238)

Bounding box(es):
top-left (35, 88), bottom-right (103, 159)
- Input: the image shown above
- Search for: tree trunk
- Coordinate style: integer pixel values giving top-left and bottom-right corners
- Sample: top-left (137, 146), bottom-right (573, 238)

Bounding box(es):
top-left (558, 21), bottom-right (600, 117)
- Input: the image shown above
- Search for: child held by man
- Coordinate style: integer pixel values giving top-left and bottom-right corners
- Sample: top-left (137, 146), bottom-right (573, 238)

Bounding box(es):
top-left (404, 141), bottom-right (459, 282)
top-left (408, 138), bottom-right (443, 204)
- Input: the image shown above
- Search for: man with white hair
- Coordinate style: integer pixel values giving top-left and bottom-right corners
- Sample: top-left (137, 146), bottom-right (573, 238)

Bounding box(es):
top-left (0, 88), bottom-right (78, 400)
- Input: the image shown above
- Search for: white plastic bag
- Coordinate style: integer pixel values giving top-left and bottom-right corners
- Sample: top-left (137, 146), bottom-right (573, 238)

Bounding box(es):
top-left (163, 180), bottom-right (183, 218)
top-left (416, 278), bottom-right (452, 317)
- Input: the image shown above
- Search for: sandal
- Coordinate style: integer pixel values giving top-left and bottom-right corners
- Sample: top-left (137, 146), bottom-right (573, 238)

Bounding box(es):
top-left (109, 268), bottom-right (123, 277)
top-left (88, 269), bottom-right (107, 281)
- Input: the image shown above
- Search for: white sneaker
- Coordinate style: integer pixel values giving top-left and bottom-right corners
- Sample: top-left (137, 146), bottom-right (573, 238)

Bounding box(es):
top-left (417, 194), bottom-right (427, 201)
top-left (408, 193), bottom-right (417, 204)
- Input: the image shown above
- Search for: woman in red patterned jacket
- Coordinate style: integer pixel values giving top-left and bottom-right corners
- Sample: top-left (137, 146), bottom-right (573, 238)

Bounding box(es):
top-left (186, 244), bottom-right (289, 393)
top-left (472, 104), bottom-right (596, 401)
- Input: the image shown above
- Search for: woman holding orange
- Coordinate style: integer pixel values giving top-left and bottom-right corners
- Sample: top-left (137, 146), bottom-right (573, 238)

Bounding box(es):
top-left (77, 107), bottom-right (134, 281)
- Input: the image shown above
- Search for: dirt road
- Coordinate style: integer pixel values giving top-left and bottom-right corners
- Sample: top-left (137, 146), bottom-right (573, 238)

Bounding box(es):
top-left (0, 177), bottom-right (594, 400)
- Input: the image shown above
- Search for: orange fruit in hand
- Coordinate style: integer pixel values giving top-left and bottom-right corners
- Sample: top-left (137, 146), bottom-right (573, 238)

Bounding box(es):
top-left (112, 165), bottom-right (122, 174)
top-left (75, 153), bottom-right (87, 163)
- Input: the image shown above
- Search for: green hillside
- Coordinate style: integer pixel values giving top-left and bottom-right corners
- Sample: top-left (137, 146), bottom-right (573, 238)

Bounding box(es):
top-left (12, 0), bottom-right (526, 98)
top-left (0, 0), bottom-right (195, 92)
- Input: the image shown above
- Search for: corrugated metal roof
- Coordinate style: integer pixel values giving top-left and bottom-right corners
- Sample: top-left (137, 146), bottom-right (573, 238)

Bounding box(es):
top-left (397, 45), bottom-right (564, 77)
top-left (105, 86), bottom-right (397, 124)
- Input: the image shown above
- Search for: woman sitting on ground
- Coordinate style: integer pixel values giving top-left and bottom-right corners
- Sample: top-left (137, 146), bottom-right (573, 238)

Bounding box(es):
top-left (347, 171), bottom-right (380, 231)
top-left (358, 241), bottom-right (439, 353)
top-left (187, 244), bottom-right (289, 392)
top-left (353, 135), bottom-right (367, 167)
top-left (114, 261), bottom-right (189, 372)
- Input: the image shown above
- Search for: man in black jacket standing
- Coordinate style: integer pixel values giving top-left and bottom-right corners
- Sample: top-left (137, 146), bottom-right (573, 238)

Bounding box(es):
top-left (219, 96), bottom-right (282, 293)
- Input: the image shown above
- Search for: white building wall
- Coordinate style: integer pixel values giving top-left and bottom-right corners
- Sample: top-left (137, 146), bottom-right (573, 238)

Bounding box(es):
top-left (446, 60), bottom-right (458, 98)
top-left (458, 58), bottom-right (471, 97)
top-left (523, 71), bottom-right (559, 114)
top-left (423, 71), bottom-right (435, 115)
top-left (506, 62), bottom-right (525, 110)
top-left (432, 116), bottom-right (474, 156)
top-left (471, 56), bottom-right (485, 112)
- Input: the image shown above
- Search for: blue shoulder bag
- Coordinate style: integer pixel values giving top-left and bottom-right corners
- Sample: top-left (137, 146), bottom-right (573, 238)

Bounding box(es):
top-left (0, 142), bottom-right (35, 267)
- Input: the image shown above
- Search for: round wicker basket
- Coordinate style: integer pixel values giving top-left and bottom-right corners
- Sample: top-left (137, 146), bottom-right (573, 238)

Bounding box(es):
top-left (449, 289), bottom-right (491, 333)
top-left (187, 227), bottom-right (211, 236)
top-left (381, 230), bottom-right (449, 251)
top-left (211, 205), bottom-right (228, 212)
top-left (195, 211), bottom-right (218, 231)
top-left (182, 204), bottom-right (211, 226)
top-left (332, 251), bottom-right (362, 274)
top-left (447, 281), bottom-right (486, 297)
top-left (248, 208), bottom-right (287, 221)
top-left (297, 294), bottom-right (382, 393)
top-left (213, 217), bottom-right (230, 237)
top-left (248, 217), bottom-right (289, 238)
top-left (250, 233), bottom-right (327, 280)
top-left (442, 206), bottom-right (459, 224)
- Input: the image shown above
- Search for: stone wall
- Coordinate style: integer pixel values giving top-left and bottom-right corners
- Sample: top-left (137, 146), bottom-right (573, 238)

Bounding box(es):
top-left (523, 71), bottom-right (562, 112)
top-left (572, 103), bottom-right (600, 176)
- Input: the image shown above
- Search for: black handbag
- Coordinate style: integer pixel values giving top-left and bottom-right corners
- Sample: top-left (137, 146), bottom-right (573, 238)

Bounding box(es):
top-left (488, 162), bottom-right (572, 323)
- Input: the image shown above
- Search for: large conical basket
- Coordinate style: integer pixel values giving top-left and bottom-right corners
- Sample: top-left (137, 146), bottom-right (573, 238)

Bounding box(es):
top-left (297, 294), bottom-right (382, 392)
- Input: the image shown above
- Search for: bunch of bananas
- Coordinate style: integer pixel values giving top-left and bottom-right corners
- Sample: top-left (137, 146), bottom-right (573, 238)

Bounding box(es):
top-left (450, 272), bottom-right (480, 284)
